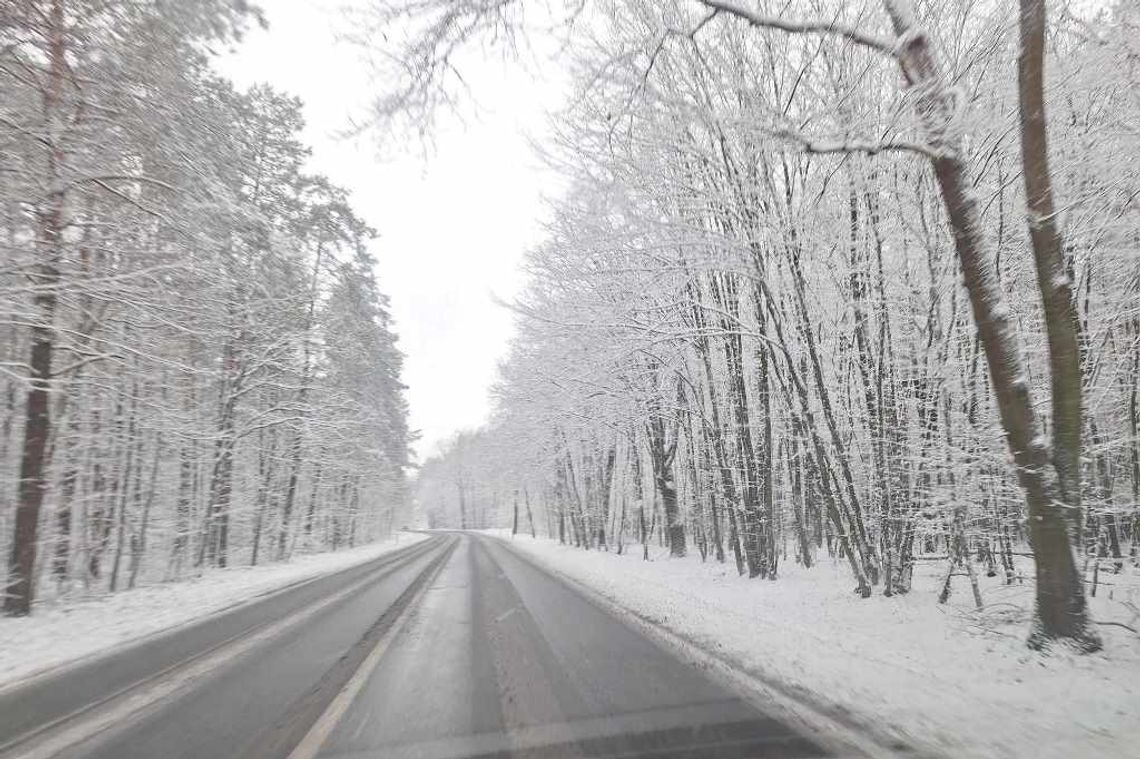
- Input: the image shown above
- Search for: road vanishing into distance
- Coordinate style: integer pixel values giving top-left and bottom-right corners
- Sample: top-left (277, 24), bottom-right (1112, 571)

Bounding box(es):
top-left (0, 534), bottom-right (835, 759)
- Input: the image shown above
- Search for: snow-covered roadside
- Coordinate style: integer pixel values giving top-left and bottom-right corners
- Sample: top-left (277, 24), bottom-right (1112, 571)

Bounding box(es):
top-left (0, 532), bottom-right (430, 688)
top-left (487, 530), bottom-right (1140, 759)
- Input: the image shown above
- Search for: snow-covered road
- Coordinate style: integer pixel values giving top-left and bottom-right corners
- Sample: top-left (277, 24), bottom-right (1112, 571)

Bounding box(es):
top-left (487, 531), bottom-right (1140, 759)
top-left (0, 535), bottom-right (439, 757)
top-left (0, 533), bottom-right (854, 759)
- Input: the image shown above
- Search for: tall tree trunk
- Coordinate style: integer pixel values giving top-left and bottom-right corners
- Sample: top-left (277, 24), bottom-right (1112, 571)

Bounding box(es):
top-left (512, 489), bottom-right (519, 536)
top-left (457, 479), bottom-right (468, 529)
top-left (1130, 334), bottom-right (1139, 563)
top-left (4, 0), bottom-right (66, 617)
top-left (755, 292), bottom-right (777, 578)
top-left (52, 411), bottom-right (81, 585)
top-left (689, 279), bottom-right (739, 569)
top-left (848, 187), bottom-right (897, 593)
top-left (109, 386), bottom-right (140, 594)
top-left (599, 446), bottom-right (616, 548)
top-left (786, 241), bottom-right (878, 583)
top-left (278, 242), bottom-right (323, 560)
top-left (302, 460), bottom-right (323, 540)
top-left (1017, 0), bottom-right (1083, 540)
top-left (251, 426), bottom-right (276, 566)
top-left (787, 421), bottom-right (814, 568)
top-left (884, 0), bottom-right (1098, 650)
top-left (709, 273), bottom-right (763, 574)
top-left (128, 433), bottom-right (163, 589)
top-left (524, 486), bottom-right (537, 538)
top-left (758, 282), bottom-right (872, 595)
top-left (645, 379), bottom-right (686, 558)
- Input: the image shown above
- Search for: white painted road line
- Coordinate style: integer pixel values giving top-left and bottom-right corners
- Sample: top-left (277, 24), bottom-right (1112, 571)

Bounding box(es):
top-left (286, 545), bottom-right (453, 759)
top-left (2, 542), bottom-right (442, 759)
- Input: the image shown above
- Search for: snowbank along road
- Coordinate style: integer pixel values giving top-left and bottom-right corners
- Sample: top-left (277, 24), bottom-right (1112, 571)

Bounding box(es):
top-left (0, 533), bottom-right (866, 759)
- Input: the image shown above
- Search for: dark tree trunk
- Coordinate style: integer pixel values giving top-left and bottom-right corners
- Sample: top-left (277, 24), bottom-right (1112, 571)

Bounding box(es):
top-left (4, 0), bottom-right (65, 616)
top-left (599, 447), bottom-right (616, 549)
top-left (709, 274), bottom-right (763, 574)
top-left (884, 0), bottom-right (1098, 650)
top-left (524, 487), bottom-right (537, 538)
top-left (688, 279), bottom-right (737, 567)
top-left (457, 481), bottom-right (468, 529)
top-left (53, 420), bottom-right (80, 585)
top-left (128, 434), bottom-right (162, 589)
top-left (1017, 0), bottom-right (1084, 541)
top-left (512, 490), bottom-right (519, 536)
top-left (644, 377), bottom-right (686, 558)
top-left (109, 390), bottom-right (139, 594)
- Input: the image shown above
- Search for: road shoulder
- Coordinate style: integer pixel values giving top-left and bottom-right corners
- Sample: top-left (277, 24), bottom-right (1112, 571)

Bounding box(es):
top-left (483, 532), bottom-right (911, 759)
top-left (0, 533), bottom-right (431, 691)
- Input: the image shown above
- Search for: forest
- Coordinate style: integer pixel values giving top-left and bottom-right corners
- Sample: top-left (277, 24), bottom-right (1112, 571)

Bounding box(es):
top-left (1, 1), bottom-right (412, 616)
top-left (411, 0), bottom-right (1140, 651)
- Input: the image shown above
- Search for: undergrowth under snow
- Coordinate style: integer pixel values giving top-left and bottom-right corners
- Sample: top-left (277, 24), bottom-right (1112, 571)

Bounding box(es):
top-left (490, 530), bottom-right (1140, 759)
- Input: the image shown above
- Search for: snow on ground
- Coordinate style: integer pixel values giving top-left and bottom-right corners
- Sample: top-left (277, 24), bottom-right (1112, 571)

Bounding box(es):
top-left (488, 530), bottom-right (1140, 759)
top-left (0, 532), bottom-right (430, 688)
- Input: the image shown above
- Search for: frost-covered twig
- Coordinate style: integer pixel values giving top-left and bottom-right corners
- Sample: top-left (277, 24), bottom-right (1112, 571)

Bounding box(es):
top-left (772, 128), bottom-right (939, 160)
top-left (697, 0), bottom-right (898, 55)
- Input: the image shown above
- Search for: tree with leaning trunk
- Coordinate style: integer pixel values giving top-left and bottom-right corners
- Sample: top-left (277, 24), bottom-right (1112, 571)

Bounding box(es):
top-left (362, 0), bottom-right (1103, 650)
top-left (697, 0), bottom-right (1098, 649)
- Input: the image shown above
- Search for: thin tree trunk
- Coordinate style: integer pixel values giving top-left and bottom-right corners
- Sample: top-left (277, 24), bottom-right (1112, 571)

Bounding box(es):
top-left (512, 489), bottom-right (519, 536)
top-left (109, 389), bottom-right (139, 594)
top-left (709, 273), bottom-right (763, 574)
top-left (128, 434), bottom-right (163, 589)
top-left (278, 242), bottom-right (323, 560)
top-left (524, 486), bottom-right (537, 538)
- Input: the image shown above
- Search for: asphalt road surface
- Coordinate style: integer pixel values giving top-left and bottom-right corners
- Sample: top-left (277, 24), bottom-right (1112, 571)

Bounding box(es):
top-left (0, 533), bottom-right (835, 759)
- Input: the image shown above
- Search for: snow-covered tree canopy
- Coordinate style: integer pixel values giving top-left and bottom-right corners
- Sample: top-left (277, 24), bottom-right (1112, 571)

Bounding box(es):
top-left (404, 0), bottom-right (1140, 651)
top-left (1, 0), bottom-right (412, 614)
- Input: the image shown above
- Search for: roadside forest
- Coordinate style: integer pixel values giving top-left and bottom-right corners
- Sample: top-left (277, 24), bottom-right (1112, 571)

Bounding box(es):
top-left (1, 1), bottom-right (411, 616)
top-left (406, 0), bottom-right (1140, 650)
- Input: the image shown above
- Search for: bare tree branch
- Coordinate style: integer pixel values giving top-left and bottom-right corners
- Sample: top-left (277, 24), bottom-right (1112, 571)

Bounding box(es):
top-left (696, 0), bottom-right (898, 55)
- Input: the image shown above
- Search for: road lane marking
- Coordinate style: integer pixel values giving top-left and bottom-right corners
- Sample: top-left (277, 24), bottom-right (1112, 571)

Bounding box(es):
top-left (493, 606), bottom-right (521, 623)
top-left (285, 541), bottom-right (456, 759)
top-left (0, 539), bottom-right (445, 759)
top-left (0, 536), bottom-right (435, 702)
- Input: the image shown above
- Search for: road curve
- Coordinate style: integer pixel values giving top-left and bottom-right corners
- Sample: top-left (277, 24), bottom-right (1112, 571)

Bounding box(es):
top-left (1, 533), bottom-right (835, 759)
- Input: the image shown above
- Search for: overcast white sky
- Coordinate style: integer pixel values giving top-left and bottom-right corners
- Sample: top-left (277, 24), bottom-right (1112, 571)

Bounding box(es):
top-left (218, 0), bottom-right (565, 460)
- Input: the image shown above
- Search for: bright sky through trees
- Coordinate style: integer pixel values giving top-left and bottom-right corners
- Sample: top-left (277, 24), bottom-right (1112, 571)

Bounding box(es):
top-left (220, 0), bottom-right (566, 459)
